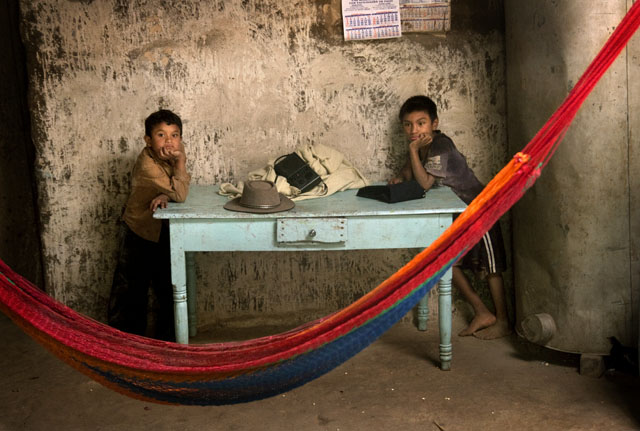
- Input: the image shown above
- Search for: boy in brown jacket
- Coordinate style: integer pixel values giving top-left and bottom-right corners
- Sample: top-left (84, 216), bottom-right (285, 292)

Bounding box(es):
top-left (108, 109), bottom-right (190, 341)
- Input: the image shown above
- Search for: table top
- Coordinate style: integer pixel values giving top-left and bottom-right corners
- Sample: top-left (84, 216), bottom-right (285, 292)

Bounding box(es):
top-left (154, 184), bottom-right (467, 220)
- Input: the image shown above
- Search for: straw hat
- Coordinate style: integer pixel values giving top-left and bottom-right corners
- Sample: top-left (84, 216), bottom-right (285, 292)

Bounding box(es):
top-left (223, 180), bottom-right (294, 213)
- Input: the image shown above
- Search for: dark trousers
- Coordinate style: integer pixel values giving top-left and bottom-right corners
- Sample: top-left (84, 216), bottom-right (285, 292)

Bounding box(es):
top-left (107, 222), bottom-right (175, 341)
top-left (457, 220), bottom-right (507, 276)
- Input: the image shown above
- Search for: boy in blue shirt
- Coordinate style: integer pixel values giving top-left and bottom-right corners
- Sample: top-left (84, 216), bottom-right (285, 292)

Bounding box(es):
top-left (390, 95), bottom-right (511, 339)
top-left (108, 109), bottom-right (191, 341)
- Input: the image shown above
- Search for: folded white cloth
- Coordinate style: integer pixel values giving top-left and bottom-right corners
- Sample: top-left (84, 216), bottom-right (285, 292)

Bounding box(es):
top-left (219, 143), bottom-right (369, 201)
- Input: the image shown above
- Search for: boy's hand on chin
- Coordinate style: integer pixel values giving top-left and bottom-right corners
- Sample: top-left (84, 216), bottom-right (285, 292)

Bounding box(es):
top-left (409, 135), bottom-right (433, 152)
top-left (163, 147), bottom-right (186, 165)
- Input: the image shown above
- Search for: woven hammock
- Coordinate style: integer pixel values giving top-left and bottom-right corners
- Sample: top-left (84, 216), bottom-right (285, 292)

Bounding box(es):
top-left (2, 3), bottom-right (640, 406)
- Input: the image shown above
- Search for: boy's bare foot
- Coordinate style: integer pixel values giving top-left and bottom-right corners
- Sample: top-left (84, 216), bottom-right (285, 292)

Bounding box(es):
top-left (458, 313), bottom-right (496, 336)
top-left (473, 320), bottom-right (512, 340)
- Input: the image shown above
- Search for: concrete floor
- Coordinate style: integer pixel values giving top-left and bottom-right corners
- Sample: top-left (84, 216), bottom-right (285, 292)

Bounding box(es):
top-left (1, 311), bottom-right (638, 431)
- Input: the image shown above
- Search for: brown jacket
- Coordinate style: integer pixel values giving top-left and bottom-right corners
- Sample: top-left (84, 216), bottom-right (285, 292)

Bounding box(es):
top-left (122, 147), bottom-right (190, 242)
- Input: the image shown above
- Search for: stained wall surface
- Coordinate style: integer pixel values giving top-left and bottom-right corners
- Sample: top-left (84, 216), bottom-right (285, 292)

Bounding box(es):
top-left (506, 0), bottom-right (640, 353)
top-left (17, 0), bottom-right (507, 325)
top-left (630, 1), bottom-right (640, 355)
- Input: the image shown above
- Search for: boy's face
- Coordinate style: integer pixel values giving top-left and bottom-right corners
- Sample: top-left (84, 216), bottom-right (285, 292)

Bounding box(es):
top-left (144, 122), bottom-right (182, 161)
top-left (402, 111), bottom-right (439, 142)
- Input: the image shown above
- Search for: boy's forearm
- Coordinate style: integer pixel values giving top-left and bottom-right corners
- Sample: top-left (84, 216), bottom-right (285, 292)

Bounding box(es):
top-left (409, 148), bottom-right (435, 190)
top-left (161, 163), bottom-right (190, 203)
top-left (136, 151), bottom-right (190, 202)
top-left (400, 159), bottom-right (413, 181)
top-left (173, 156), bottom-right (188, 177)
top-left (169, 172), bottom-right (190, 202)
top-left (168, 157), bottom-right (190, 202)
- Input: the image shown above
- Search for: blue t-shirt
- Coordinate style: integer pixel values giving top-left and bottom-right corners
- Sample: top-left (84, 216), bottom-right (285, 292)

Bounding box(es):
top-left (423, 132), bottom-right (484, 205)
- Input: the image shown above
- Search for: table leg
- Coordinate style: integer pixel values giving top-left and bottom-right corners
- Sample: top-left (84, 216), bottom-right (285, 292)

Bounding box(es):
top-left (438, 267), bottom-right (453, 370)
top-left (170, 223), bottom-right (189, 344)
top-left (186, 253), bottom-right (197, 338)
top-left (417, 293), bottom-right (429, 331)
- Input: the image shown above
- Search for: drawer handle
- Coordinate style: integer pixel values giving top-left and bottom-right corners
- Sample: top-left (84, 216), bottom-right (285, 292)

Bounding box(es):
top-left (308, 229), bottom-right (316, 238)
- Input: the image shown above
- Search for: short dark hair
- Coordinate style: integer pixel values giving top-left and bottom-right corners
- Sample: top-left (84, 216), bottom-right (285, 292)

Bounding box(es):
top-left (144, 109), bottom-right (183, 137)
top-left (399, 96), bottom-right (438, 122)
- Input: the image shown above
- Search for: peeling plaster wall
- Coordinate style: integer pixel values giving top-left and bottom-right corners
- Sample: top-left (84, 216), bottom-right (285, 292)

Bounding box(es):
top-left (19, 0), bottom-right (507, 326)
top-left (506, 0), bottom-right (639, 353)
top-left (629, 0), bottom-right (640, 353)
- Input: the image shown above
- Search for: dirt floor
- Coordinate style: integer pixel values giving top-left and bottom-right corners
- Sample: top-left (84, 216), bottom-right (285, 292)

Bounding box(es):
top-left (1, 311), bottom-right (638, 431)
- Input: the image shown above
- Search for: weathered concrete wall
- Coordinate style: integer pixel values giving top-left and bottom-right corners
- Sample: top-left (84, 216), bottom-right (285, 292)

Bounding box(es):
top-left (629, 0), bottom-right (640, 354)
top-left (19, 0), bottom-right (507, 326)
top-left (0, 0), bottom-right (42, 285)
top-left (506, 1), bottom-right (639, 353)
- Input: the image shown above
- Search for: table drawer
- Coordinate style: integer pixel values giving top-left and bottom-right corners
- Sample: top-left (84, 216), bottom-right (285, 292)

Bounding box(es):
top-left (277, 218), bottom-right (347, 244)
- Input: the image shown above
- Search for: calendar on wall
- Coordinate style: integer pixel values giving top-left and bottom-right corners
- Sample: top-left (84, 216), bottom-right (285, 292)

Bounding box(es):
top-left (400, 0), bottom-right (451, 33)
top-left (341, 0), bottom-right (450, 41)
top-left (342, 0), bottom-right (402, 41)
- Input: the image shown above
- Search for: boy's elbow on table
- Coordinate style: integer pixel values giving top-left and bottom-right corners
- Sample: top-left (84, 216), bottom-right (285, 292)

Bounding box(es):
top-left (168, 177), bottom-right (190, 203)
top-left (173, 185), bottom-right (191, 203)
top-left (170, 189), bottom-right (189, 203)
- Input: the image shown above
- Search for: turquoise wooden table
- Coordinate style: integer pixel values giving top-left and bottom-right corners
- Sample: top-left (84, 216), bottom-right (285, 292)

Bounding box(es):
top-left (155, 184), bottom-right (466, 370)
